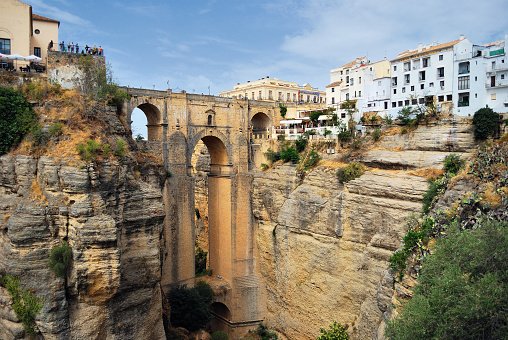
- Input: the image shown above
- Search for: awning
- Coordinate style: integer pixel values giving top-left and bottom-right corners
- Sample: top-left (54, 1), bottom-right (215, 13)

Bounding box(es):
top-left (280, 120), bottom-right (302, 125)
top-left (318, 115), bottom-right (333, 121)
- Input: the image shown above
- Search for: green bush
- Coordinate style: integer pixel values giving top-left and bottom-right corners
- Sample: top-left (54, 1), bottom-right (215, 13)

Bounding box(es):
top-left (385, 218), bottom-right (508, 340)
top-left (261, 163), bottom-right (269, 171)
top-left (256, 322), bottom-right (278, 340)
top-left (0, 86), bottom-right (38, 156)
top-left (168, 282), bottom-right (213, 331)
top-left (388, 250), bottom-right (408, 281)
top-left (443, 153), bottom-right (463, 175)
top-left (302, 148), bottom-right (321, 170)
top-left (281, 146), bottom-right (299, 163)
top-left (338, 131), bottom-right (352, 143)
top-left (279, 103), bottom-right (287, 118)
top-left (384, 114), bottom-right (393, 125)
top-left (264, 148), bottom-right (281, 162)
top-left (294, 136), bottom-right (308, 153)
top-left (211, 331), bottom-right (229, 340)
top-left (76, 140), bottom-right (101, 162)
top-left (195, 244), bottom-right (208, 276)
top-left (422, 178), bottom-right (446, 214)
top-left (336, 162), bottom-right (365, 183)
top-left (472, 107), bottom-right (500, 141)
top-left (114, 139), bottom-right (126, 158)
top-left (2, 275), bottom-right (44, 337)
top-left (48, 122), bottom-right (64, 136)
top-left (48, 242), bottom-right (72, 278)
top-left (372, 128), bottom-right (382, 141)
top-left (317, 321), bottom-right (349, 340)
top-left (397, 106), bottom-right (415, 126)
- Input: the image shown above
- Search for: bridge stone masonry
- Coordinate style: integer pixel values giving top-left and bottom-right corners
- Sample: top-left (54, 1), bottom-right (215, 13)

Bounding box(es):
top-left (121, 87), bottom-right (282, 337)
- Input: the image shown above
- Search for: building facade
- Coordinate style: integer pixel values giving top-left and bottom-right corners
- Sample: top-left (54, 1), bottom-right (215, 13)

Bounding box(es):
top-left (0, 0), bottom-right (59, 64)
top-left (219, 77), bottom-right (325, 103)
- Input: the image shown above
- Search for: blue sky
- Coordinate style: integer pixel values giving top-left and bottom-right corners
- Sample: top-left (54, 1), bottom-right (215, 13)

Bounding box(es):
top-left (24, 0), bottom-right (508, 137)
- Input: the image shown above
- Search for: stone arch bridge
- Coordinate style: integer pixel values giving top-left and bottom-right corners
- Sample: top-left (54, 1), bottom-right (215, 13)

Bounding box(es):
top-left (121, 87), bottom-right (282, 337)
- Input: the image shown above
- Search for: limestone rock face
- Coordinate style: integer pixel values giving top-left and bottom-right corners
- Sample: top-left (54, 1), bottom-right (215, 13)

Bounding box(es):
top-left (0, 155), bottom-right (166, 340)
top-left (253, 165), bottom-right (428, 340)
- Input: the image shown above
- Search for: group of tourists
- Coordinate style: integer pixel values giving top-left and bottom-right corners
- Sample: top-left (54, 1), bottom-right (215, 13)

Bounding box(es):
top-left (55, 40), bottom-right (104, 56)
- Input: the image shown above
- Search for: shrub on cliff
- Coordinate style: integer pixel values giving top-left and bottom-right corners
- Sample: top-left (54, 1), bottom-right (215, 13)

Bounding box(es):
top-left (281, 146), bottom-right (299, 164)
top-left (2, 275), bottom-right (44, 337)
top-left (385, 218), bottom-right (508, 340)
top-left (472, 107), bottom-right (501, 141)
top-left (0, 86), bottom-right (38, 156)
top-left (317, 321), bottom-right (349, 340)
top-left (48, 242), bottom-right (73, 278)
top-left (168, 281), bottom-right (213, 331)
top-left (336, 162), bottom-right (365, 183)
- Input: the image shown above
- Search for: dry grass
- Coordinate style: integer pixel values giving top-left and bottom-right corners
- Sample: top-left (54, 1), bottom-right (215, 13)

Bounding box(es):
top-left (481, 182), bottom-right (502, 208)
top-left (389, 146), bottom-right (405, 152)
top-left (383, 126), bottom-right (404, 136)
top-left (408, 168), bottom-right (445, 180)
top-left (318, 158), bottom-right (349, 169)
top-left (30, 180), bottom-right (47, 203)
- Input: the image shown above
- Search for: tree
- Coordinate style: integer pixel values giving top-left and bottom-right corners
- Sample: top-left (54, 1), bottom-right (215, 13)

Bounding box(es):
top-left (48, 242), bottom-right (73, 278)
top-left (0, 87), bottom-right (38, 156)
top-left (168, 282), bottom-right (213, 331)
top-left (279, 103), bottom-right (287, 118)
top-left (385, 219), bottom-right (508, 340)
top-left (310, 111), bottom-right (322, 123)
top-left (472, 107), bottom-right (500, 140)
top-left (317, 321), bottom-right (349, 340)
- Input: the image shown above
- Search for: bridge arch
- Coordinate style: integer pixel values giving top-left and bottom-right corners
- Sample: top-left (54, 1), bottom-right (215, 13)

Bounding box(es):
top-left (134, 103), bottom-right (163, 141)
top-left (188, 129), bottom-right (232, 172)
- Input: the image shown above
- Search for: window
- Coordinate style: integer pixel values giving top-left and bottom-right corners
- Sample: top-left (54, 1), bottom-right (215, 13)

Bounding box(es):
top-left (475, 76), bottom-right (478, 81)
top-left (405, 100), bottom-right (410, 106)
top-left (346, 76), bottom-right (349, 84)
top-left (259, 91), bottom-right (262, 99)
top-left (268, 90), bottom-right (273, 99)
top-left (458, 93), bottom-right (469, 107)
top-left (429, 82), bottom-right (434, 87)
top-left (0, 38), bottom-right (11, 54)
top-left (354, 91), bottom-right (356, 98)
top-left (402, 87), bottom-right (406, 93)
top-left (458, 76), bottom-right (470, 90)
top-left (440, 80), bottom-right (445, 88)
top-left (422, 58), bottom-right (429, 68)
top-left (404, 74), bottom-right (410, 84)
top-left (393, 65), bottom-right (397, 71)
top-left (341, 112), bottom-right (346, 118)
top-left (384, 102), bottom-right (388, 110)
top-left (398, 101), bottom-right (403, 107)
top-left (287, 93), bottom-right (290, 101)
top-left (34, 47), bottom-right (41, 58)
top-left (438, 95), bottom-right (444, 102)
top-left (393, 89), bottom-right (397, 94)
top-left (346, 93), bottom-right (349, 100)
top-left (447, 94), bottom-right (452, 101)
top-left (502, 74), bottom-right (505, 80)
top-left (252, 92), bottom-right (255, 99)
top-left (368, 103), bottom-right (371, 107)
top-left (34, 29), bottom-right (40, 34)
top-left (378, 81), bottom-right (382, 86)
top-left (419, 71), bottom-right (426, 81)
top-left (207, 115), bottom-right (213, 125)
top-left (404, 62), bottom-right (411, 72)
top-left (392, 77), bottom-right (398, 86)
top-left (340, 71), bottom-right (343, 75)
top-left (331, 88), bottom-right (335, 92)
top-left (411, 98), bottom-right (417, 105)
top-left (421, 84), bottom-right (425, 89)
top-left (411, 85), bottom-right (414, 91)
top-left (278, 92), bottom-right (282, 100)
top-left (293, 94), bottom-right (296, 102)
top-left (350, 78), bottom-right (354, 85)
top-left (437, 67), bottom-right (445, 78)
top-left (459, 61), bottom-right (470, 74)
top-left (392, 102), bottom-right (397, 108)
top-left (491, 93), bottom-right (496, 100)
top-left (332, 97), bottom-right (335, 104)
top-left (346, 70), bottom-right (349, 75)
top-left (358, 91), bottom-right (361, 97)
top-left (359, 77), bottom-right (362, 84)
top-left (439, 54), bottom-right (443, 61)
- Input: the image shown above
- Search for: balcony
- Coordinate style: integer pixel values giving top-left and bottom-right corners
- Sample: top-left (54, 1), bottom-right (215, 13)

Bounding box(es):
top-left (487, 63), bottom-right (508, 74)
top-left (458, 101), bottom-right (469, 107)
top-left (486, 79), bottom-right (508, 88)
top-left (458, 69), bottom-right (470, 74)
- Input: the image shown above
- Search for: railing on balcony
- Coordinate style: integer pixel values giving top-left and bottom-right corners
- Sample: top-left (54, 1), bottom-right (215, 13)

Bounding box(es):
top-left (486, 79), bottom-right (508, 88)
top-left (458, 101), bottom-right (469, 107)
top-left (454, 52), bottom-right (472, 61)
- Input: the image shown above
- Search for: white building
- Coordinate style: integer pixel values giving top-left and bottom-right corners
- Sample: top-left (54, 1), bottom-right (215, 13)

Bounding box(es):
top-left (389, 37), bottom-right (460, 117)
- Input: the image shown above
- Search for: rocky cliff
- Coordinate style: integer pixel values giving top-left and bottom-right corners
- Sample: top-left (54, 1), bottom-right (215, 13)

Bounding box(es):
top-left (250, 118), bottom-right (476, 340)
top-left (0, 93), bottom-right (168, 340)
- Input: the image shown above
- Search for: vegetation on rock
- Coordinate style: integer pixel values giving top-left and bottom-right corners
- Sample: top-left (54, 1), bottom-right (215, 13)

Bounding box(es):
top-left (336, 162), bottom-right (365, 183)
top-left (317, 321), bottom-right (349, 340)
top-left (254, 322), bottom-right (278, 340)
top-left (48, 242), bottom-right (73, 278)
top-left (472, 107), bottom-right (501, 141)
top-left (168, 281), bottom-right (213, 331)
top-left (211, 331), bottom-right (229, 340)
top-left (2, 275), bottom-right (44, 338)
top-left (0, 86), bottom-right (38, 156)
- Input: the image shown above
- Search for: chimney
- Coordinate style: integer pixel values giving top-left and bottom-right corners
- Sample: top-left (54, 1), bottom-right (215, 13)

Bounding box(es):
top-left (418, 43), bottom-right (423, 52)
top-left (460, 34), bottom-right (465, 40)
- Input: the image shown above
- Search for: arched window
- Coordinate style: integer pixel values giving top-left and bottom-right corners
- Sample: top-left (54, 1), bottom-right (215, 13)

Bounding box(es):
top-left (208, 115), bottom-right (213, 126)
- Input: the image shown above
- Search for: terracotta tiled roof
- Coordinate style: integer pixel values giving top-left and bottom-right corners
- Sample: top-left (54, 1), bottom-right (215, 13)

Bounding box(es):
top-left (339, 57), bottom-right (367, 69)
top-left (32, 13), bottom-right (60, 25)
top-left (393, 40), bottom-right (460, 61)
top-left (326, 81), bottom-right (342, 88)
top-left (483, 41), bottom-right (503, 48)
